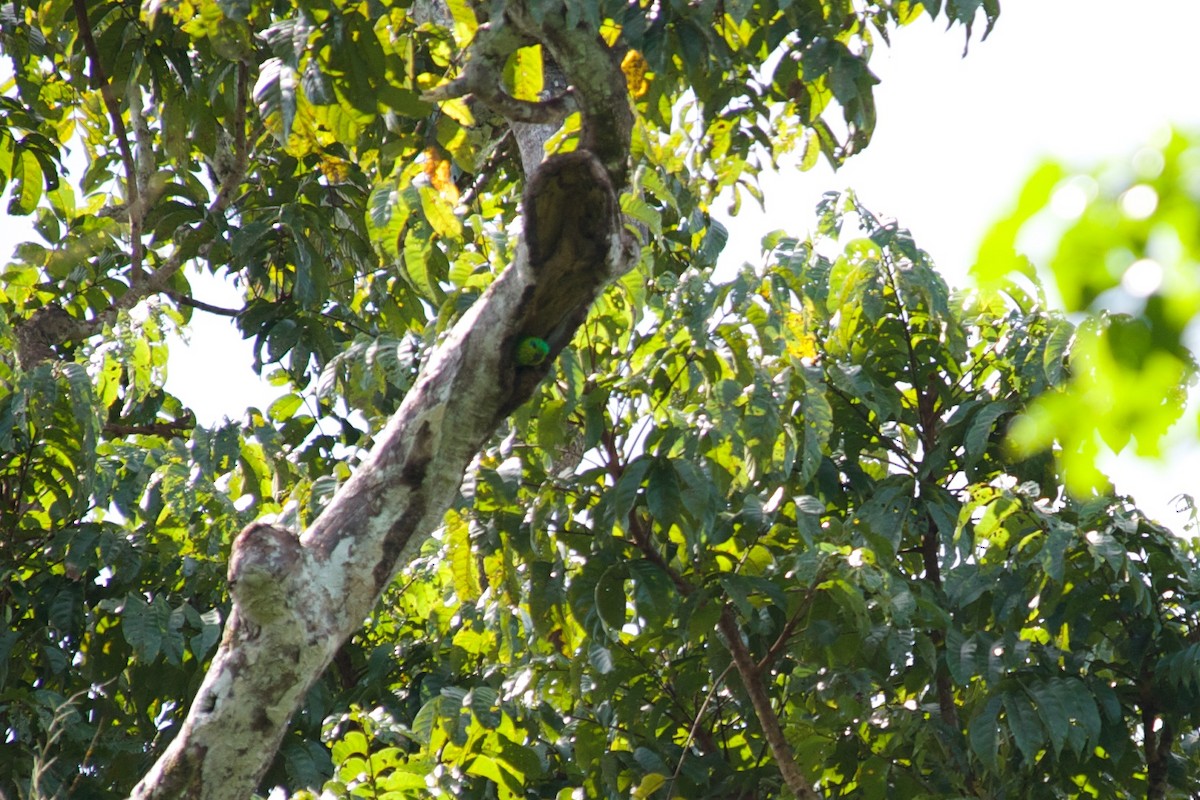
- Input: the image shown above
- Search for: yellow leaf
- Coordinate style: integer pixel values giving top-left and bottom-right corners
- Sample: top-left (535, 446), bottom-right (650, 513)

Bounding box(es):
top-left (418, 183), bottom-right (463, 239)
top-left (439, 96), bottom-right (475, 126)
top-left (896, 1), bottom-right (926, 25)
top-left (443, 0), bottom-right (477, 44)
top-left (318, 155), bottom-right (350, 183)
top-left (632, 773), bottom-right (667, 798)
top-left (599, 21), bottom-right (622, 46)
top-left (505, 45), bottom-right (544, 102)
top-left (422, 146), bottom-right (460, 203)
top-left (783, 311), bottom-right (818, 362)
top-left (621, 49), bottom-right (650, 99)
top-left (798, 129), bottom-right (820, 172)
top-left (445, 511), bottom-right (481, 602)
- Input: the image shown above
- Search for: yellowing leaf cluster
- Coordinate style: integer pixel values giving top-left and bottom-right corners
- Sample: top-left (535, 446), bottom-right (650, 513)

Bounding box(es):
top-left (422, 146), bottom-right (460, 204)
top-left (621, 49), bottom-right (651, 99)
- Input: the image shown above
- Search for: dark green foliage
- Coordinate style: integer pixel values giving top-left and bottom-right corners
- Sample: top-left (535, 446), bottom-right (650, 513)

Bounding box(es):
top-left (6, 1), bottom-right (1198, 799)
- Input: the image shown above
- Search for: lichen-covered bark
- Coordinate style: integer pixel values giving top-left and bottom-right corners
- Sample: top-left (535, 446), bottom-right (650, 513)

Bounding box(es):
top-left (129, 5), bottom-right (635, 797)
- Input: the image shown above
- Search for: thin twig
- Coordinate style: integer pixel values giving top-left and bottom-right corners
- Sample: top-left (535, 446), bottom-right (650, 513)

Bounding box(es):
top-left (670, 660), bottom-right (737, 790)
top-left (73, 0), bottom-right (143, 280)
top-left (166, 291), bottom-right (241, 317)
top-left (756, 562), bottom-right (832, 673)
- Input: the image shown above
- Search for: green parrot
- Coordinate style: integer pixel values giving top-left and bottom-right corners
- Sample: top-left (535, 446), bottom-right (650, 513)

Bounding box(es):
top-left (515, 336), bottom-right (550, 366)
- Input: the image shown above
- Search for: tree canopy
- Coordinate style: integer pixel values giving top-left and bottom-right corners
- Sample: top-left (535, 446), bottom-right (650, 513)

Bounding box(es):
top-left (4, 1), bottom-right (1200, 799)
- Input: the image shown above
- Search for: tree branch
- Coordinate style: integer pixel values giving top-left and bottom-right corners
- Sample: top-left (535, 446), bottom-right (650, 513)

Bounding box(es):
top-left (424, 75), bottom-right (576, 125)
top-left (505, 2), bottom-right (633, 187)
top-left (209, 62), bottom-right (251, 215)
top-left (72, 0), bottom-right (143, 281)
top-left (131, 120), bottom-right (636, 800)
top-left (16, 59), bottom-right (254, 364)
top-left (129, 6), bottom-right (639, 793)
top-left (103, 419), bottom-right (195, 439)
top-left (756, 565), bottom-right (830, 673)
top-left (165, 291), bottom-right (241, 318)
top-left (717, 607), bottom-right (822, 800)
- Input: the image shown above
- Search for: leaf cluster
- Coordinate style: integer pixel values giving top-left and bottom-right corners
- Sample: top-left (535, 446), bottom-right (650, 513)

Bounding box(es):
top-left (307, 195), bottom-right (1200, 799)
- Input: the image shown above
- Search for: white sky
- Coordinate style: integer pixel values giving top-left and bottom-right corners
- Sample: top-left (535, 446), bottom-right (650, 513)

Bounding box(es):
top-left (718, 0), bottom-right (1200, 532)
top-left (4, 0), bottom-right (1200, 529)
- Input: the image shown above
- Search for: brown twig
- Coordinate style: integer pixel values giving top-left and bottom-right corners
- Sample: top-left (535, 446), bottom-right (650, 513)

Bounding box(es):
top-left (103, 418), bottom-right (195, 439)
top-left (166, 291), bottom-right (241, 318)
top-left (112, 61), bottom-right (251, 315)
top-left (671, 659), bottom-right (737, 789)
top-left (72, 0), bottom-right (143, 281)
top-left (756, 565), bottom-right (831, 673)
top-left (717, 607), bottom-right (821, 800)
top-left (210, 62), bottom-right (251, 214)
top-left (598, 424), bottom-right (821, 798)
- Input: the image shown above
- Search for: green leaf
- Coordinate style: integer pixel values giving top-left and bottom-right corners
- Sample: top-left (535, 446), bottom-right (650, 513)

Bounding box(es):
top-left (469, 686), bottom-right (500, 728)
top-left (646, 458), bottom-right (683, 525)
top-left (1003, 689), bottom-right (1045, 764)
top-left (9, 148), bottom-right (43, 215)
top-left (963, 401), bottom-right (1010, 471)
top-left (1060, 678), bottom-right (1102, 751)
top-left (587, 640), bottom-right (614, 674)
top-left (411, 695), bottom-right (444, 744)
top-left (402, 232), bottom-right (441, 301)
top-left (797, 366), bottom-right (833, 485)
top-left (1042, 318), bottom-right (1073, 384)
top-left (254, 57), bottom-right (300, 143)
top-left (594, 564), bottom-right (629, 634)
top-left (632, 772), bottom-right (667, 798)
top-left (609, 456), bottom-right (652, 527)
top-left (1028, 678), bottom-right (1070, 757)
top-left (268, 393), bottom-right (304, 422)
top-left (968, 694), bottom-right (1003, 769)
top-left (331, 730), bottom-right (369, 764)
top-left (121, 594), bottom-right (163, 663)
top-left (945, 627), bottom-right (975, 685)
top-left (446, 511), bottom-right (481, 602)
top-left (466, 754), bottom-right (508, 788)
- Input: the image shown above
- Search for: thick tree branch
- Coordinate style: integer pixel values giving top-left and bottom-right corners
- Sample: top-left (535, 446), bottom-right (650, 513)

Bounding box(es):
top-left (103, 419), bottom-right (194, 439)
top-left (506, 3), bottom-right (633, 187)
top-left (420, 7), bottom-right (576, 128)
top-left (130, 59), bottom-right (636, 798)
top-left (424, 75), bottom-right (576, 125)
top-left (129, 5), bottom-right (639, 794)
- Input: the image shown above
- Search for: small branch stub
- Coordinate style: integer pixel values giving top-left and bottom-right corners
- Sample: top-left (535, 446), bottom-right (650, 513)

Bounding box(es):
top-left (227, 522), bottom-right (306, 625)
